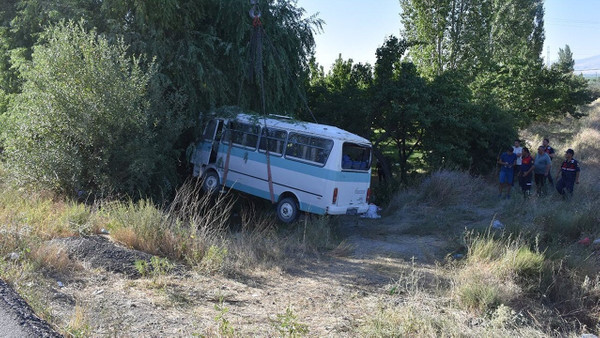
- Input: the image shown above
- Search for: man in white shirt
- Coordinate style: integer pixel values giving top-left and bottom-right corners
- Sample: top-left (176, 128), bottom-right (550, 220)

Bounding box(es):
top-left (512, 139), bottom-right (523, 186)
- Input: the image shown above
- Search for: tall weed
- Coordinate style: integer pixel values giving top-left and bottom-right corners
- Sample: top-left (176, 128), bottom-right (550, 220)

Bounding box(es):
top-left (417, 170), bottom-right (490, 207)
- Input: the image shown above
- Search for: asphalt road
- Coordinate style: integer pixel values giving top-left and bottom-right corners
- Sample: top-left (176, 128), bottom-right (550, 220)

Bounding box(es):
top-left (0, 279), bottom-right (61, 338)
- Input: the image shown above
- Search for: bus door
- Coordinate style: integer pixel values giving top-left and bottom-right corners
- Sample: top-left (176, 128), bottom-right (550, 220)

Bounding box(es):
top-left (198, 119), bottom-right (223, 165)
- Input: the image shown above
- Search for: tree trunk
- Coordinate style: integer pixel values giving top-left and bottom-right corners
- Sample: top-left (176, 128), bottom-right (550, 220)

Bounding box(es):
top-left (372, 146), bottom-right (392, 184)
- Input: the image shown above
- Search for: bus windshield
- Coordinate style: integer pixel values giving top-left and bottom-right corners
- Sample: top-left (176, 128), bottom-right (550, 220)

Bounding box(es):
top-left (341, 143), bottom-right (371, 171)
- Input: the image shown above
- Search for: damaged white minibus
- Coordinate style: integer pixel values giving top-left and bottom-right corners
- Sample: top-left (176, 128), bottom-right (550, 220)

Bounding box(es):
top-left (191, 113), bottom-right (372, 223)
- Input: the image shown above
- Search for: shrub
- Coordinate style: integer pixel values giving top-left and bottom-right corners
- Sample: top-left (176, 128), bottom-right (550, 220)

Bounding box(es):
top-left (467, 234), bottom-right (505, 262)
top-left (31, 242), bottom-right (82, 274)
top-left (0, 20), bottom-right (183, 198)
top-left (456, 271), bottom-right (502, 313)
top-left (271, 307), bottom-right (309, 337)
top-left (200, 245), bottom-right (228, 274)
top-left (106, 200), bottom-right (169, 256)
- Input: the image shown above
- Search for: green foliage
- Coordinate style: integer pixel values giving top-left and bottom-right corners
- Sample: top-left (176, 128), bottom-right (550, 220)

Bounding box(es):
top-left (0, 0), bottom-right (321, 198)
top-left (400, 0), bottom-right (544, 79)
top-left (214, 298), bottom-right (235, 337)
top-left (556, 45), bottom-right (575, 73)
top-left (546, 62), bottom-right (597, 119)
top-left (200, 245), bottom-right (228, 274)
top-left (371, 37), bottom-right (431, 183)
top-left (271, 307), bottom-right (309, 337)
top-left (135, 256), bottom-right (173, 279)
top-left (465, 230), bottom-right (546, 293)
top-left (398, 0), bottom-right (595, 126)
top-left (457, 277), bottom-right (501, 313)
top-left (424, 71), bottom-right (517, 173)
top-left (305, 56), bottom-right (372, 137)
top-left (1, 21), bottom-right (183, 197)
top-left (368, 37), bottom-right (516, 180)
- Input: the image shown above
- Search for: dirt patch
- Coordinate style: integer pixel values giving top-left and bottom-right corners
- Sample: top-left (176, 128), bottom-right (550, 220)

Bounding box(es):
top-left (23, 217), bottom-right (454, 336)
top-left (337, 215), bottom-right (456, 263)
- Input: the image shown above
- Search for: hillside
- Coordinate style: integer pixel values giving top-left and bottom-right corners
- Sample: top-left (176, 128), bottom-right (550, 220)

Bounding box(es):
top-left (576, 55), bottom-right (600, 75)
top-left (0, 100), bottom-right (599, 336)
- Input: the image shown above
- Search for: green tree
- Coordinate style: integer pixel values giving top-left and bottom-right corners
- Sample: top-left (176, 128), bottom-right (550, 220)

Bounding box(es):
top-left (400, 0), bottom-right (544, 77)
top-left (555, 45), bottom-right (575, 74)
top-left (305, 55), bottom-right (372, 137)
top-left (371, 36), bottom-right (432, 183)
top-left (424, 71), bottom-right (516, 174)
top-left (0, 0), bottom-right (321, 193)
top-left (399, 0), bottom-right (451, 77)
top-left (546, 46), bottom-right (597, 119)
top-left (400, 0), bottom-right (550, 125)
top-left (369, 36), bottom-right (516, 179)
top-left (1, 21), bottom-right (184, 197)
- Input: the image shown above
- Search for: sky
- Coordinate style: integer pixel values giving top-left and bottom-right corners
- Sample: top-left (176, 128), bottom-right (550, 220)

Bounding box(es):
top-left (297, 0), bottom-right (600, 72)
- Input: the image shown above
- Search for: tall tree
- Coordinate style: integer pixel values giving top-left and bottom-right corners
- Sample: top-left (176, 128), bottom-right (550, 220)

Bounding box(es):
top-left (305, 55), bottom-right (372, 138)
top-left (371, 36), bottom-right (432, 183)
top-left (399, 0), bottom-right (551, 126)
top-left (556, 44), bottom-right (575, 74)
top-left (400, 0), bottom-right (544, 77)
top-left (546, 46), bottom-right (596, 119)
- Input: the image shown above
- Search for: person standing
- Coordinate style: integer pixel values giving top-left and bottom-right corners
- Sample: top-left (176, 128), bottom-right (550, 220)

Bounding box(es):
top-left (555, 148), bottom-right (580, 197)
top-left (497, 147), bottom-right (517, 199)
top-left (533, 146), bottom-right (551, 196)
top-left (512, 139), bottom-right (523, 186)
top-left (543, 138), bottom-right (556, 185)
top-left (519, 147), bottom-right (534, 198)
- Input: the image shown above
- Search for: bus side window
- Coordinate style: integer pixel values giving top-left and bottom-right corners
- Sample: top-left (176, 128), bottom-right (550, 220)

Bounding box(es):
top-left (214, 121), bottom-right (223, 142)
top-left (259, 128), bottom-right (286, 156)
top-left (286, 133), bottom-right (332, 165)
top-left (341, 142), bottom-right (371, 171)
top-left (342, 154), bottom-right (352, 169)
top-left (227, 122), bottom-right (259, 150)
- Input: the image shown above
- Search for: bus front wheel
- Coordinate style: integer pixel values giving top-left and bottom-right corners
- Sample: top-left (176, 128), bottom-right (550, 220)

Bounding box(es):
top-left (201, 171), bottom-right (220, 193)
top-left (277, 197), bottom-right (298, 223)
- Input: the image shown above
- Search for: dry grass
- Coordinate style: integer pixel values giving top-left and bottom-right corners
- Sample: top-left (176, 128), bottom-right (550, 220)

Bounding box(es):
top-left (65, 303), bottom-right (91, 337)
top-left (363, 99), bottom-right (600, 335)
top-left (416, 170), bottom-right (492, 207)
top-left (359, 294), bottom-right (548, 337)
top-left (30, 242), bottom-right (82, 274)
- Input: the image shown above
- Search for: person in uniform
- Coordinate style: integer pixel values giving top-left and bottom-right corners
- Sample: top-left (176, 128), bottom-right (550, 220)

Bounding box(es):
top-left (555, 148), bottom-right (580, 197)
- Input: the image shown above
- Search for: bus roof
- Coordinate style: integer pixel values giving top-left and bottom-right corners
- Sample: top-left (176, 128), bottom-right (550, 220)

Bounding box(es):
top-left (234, 113), bottom-right (371, 146)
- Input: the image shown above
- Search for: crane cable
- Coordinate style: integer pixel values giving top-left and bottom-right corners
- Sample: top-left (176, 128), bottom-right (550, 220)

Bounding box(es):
top-left (249, 0), bottom-right (275, 204)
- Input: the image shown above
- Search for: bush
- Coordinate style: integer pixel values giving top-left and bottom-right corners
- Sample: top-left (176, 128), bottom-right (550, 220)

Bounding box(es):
top-left (456, 274), bottom-right (501, 313)
top-left (0, 20), bottom-right (184, 198)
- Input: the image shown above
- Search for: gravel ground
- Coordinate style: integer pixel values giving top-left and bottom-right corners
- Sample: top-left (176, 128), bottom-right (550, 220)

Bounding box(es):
top-left (1, 216), bottom-right (454, 336)
top-left (50, 235), bottom-right (155, 277)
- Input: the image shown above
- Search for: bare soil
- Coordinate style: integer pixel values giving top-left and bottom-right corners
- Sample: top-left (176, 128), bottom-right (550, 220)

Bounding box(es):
top-left (31, 215), bottom-right (457, 336)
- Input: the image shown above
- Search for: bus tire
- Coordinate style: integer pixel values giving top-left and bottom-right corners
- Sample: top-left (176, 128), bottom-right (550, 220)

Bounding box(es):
top-left (201, 171), bottom-right (220, 193)
top-left (277, 197), bottom-right (299, 223)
